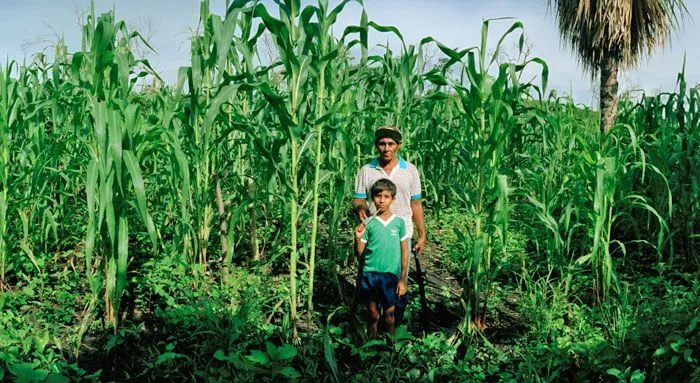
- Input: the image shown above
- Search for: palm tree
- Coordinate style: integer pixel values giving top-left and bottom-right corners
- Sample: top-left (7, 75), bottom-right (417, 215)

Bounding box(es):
top-left (548, 0), bottom-right (688, 133)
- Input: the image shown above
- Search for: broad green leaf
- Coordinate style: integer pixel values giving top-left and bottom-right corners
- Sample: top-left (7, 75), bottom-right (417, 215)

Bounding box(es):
top-left (277, 344), bottom-right (297, 360)
top-left (123, 150), bottom-right (156, 246)
top-left (278, 366), bottom-right (300, 379)
top-left (246, 350), bottom-right (270, 365)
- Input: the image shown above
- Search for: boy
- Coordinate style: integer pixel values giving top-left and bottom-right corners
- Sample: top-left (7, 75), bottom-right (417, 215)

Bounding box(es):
top-left (354, 178), bottom-right (409, 338)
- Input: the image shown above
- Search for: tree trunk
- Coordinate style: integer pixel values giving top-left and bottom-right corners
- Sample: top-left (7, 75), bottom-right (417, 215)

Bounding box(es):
top-left (599, 56), bottom-right (619, 134)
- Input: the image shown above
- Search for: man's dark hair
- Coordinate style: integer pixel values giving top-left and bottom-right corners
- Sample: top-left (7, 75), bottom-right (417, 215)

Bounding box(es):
top-left (374, 125), bottom-right (402, 145)
top-left (370, 178), bottom-right (397, 198)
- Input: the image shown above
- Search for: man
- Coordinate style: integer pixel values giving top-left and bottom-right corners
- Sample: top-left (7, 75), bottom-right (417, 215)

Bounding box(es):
top-left (352, 125), bottom-right (426, 321)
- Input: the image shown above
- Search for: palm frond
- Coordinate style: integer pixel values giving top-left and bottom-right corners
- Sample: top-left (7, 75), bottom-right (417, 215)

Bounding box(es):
top-left (549, 0), bottom-right (688, 74)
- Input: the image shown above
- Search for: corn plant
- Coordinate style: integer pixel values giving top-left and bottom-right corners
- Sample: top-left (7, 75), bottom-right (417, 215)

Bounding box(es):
top-left (0, 61), bottom-right (18, 289)
top-left (423, 19), bottom-right (548, 335)
top-left (516, 96), bottom-right (595, 295)
top-left (616, 64), bottom-right (698, 268)
top-left (1, 0), bottom-right (698, 364)
top-left (73, 9), bottom-right (158, 329)
top-left (0, 57), bottom-right (65, 290)
top-left (303, 0), bottom-right (360, 331)
top-left (250, 0), bottom-right (323, 342)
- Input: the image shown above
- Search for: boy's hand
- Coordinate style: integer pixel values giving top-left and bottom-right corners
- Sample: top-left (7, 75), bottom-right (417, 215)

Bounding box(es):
top-left (354, 223), bottom-right (366, 240)
top-left (396, 280), bottom-right (407, 297)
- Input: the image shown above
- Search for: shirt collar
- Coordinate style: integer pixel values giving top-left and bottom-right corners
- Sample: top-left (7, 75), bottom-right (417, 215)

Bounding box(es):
top-left (369, 156), bottom-right (407, 169)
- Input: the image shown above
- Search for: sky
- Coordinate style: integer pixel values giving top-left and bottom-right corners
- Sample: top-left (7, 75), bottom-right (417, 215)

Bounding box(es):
top-left (1, 0), bottom-right (697, 106)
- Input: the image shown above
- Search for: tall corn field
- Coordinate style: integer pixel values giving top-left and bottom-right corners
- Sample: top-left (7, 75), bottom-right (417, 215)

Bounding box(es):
top-left (0, 0), bottom-right (697, 381)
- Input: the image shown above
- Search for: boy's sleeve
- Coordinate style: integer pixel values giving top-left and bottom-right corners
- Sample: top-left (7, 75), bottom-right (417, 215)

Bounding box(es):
top-left (354, 167), bottom-right (367, 199)
top-left (399, 218), bottom-right (409, 241)
top-left (410, 165), bottom-right (422, 200)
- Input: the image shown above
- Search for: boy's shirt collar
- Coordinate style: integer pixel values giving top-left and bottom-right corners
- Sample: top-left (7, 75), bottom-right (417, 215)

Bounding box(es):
top-left (373, 213), bottom-right (396, 226)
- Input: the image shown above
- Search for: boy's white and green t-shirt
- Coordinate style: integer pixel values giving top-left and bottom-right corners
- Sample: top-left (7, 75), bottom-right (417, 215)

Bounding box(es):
top-left (360, 214), bottom-right (409, 278)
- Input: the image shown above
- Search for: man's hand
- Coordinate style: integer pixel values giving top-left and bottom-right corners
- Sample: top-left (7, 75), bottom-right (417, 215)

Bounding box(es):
top-left (396, 279), bottom-right (407, 297)
top-left (357, 208), bottom-right (368, 222)
top-left (412, 236), bottom-right (426, 256)
top-left (353, 198), bottom-right (370, 223)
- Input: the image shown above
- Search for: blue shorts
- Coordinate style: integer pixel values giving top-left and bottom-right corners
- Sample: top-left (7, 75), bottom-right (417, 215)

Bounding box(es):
top-left (359, 272), bottom-right (407, 310)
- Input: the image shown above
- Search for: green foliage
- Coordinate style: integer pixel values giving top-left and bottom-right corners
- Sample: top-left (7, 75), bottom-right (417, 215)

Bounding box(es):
top-left (0, 0), bottom-right (696, 381)
top-left (213, 342), bottom-right (300, 381)
top-left (607, 367), bottom-right (646, 383)
top-left (0, 279), bottom-right (100, 382)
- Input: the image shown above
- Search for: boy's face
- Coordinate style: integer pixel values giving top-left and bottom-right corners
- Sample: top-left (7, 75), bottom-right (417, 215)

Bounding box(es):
top-left (372, 189), bottom-right (394, 213)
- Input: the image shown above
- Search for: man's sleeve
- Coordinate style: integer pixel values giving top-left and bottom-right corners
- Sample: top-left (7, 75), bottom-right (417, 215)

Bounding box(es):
top-left (354, 167), bottom-right (367, 199)
top-left (410, 165), bottom-right (422, 200)
top-left (399, 218), bottom-right (409, 241)
top-left (361, 226), bottom-right (369, 243)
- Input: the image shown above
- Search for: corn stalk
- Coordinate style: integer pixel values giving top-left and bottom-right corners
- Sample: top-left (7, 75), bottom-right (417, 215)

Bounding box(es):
top-left (77, 9), bottom-right (158, 330)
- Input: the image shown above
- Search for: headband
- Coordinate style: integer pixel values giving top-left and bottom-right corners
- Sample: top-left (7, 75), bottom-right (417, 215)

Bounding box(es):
top-left (374, 127), bottom-right (402, 143)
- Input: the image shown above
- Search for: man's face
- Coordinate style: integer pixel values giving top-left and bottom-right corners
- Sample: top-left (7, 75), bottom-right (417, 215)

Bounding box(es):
top-left (376, 138), bottom-right (401, 162)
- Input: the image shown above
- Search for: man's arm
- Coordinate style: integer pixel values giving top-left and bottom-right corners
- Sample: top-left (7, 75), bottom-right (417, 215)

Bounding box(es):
top-left (397, 239), bottom-right (408, 296)
top-left (411, 198), bottom-right (426, 255)
top-left (353, 167), bottom-right (369, 222)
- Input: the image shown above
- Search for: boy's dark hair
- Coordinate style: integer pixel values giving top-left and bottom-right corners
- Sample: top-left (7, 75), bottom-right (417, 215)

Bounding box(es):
top-left (370, 178), bottom-right (397, 198)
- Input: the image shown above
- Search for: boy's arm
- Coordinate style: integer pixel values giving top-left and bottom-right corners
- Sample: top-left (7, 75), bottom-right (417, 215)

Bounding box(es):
top-left (354, 236), bottom-right (366, 256)
top-left (354, 223), bottom-right (367, 256)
